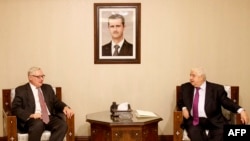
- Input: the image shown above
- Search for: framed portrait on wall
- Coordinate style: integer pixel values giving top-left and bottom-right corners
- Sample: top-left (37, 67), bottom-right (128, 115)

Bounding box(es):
top-left (94, 3), bottom-right (141, 64)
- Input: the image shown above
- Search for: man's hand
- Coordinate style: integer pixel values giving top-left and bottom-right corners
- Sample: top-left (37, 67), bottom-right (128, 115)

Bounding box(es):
top-left (30, 113), bottom-right (42, 119)
top-left (182, 108), bottom-right (190, 119)
top-left (63, 106), bottom-right (74, 119)
top-left (240, 110), bottom-right (249, 124)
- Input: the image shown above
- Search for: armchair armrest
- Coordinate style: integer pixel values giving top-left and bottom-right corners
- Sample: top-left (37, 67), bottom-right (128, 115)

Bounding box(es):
top-left (173, 108), bottom-right (184, 141)
top-left (230, 113), bottom-right (242, 125)
top-left (2, 108), bottom-right (18, 141)
top-left (55, 112), bottom-right (75, 141)
top-left (66, 114), bottom-right (75, 141)
top-left (3, 109), bottom-right (75, 141)
top-left (173, 110), bottom-right (242, 141)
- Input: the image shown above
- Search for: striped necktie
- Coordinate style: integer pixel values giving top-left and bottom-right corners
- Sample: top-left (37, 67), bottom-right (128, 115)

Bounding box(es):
top-left (38, 88), bottom-right (50, 124)
top-left (113, 45), bottom-right (120, 56)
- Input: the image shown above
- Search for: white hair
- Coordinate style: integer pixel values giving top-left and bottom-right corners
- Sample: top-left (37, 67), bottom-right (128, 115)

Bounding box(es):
top-left (191, 67), bottom-right (206, 80)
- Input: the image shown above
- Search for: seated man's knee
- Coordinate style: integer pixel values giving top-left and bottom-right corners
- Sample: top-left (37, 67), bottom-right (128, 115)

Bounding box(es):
top-left (56, 118), bottom-right (68, 132)
top-left (28, 119), bottom-right (45, 133)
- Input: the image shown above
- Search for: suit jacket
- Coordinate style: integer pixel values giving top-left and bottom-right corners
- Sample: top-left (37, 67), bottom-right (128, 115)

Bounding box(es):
top-left (102, 39), bottom-right (133, 56)
top-left (11, 83), bottom-right (67, 128)
top-left (177, 81), bottom-right (241, 129)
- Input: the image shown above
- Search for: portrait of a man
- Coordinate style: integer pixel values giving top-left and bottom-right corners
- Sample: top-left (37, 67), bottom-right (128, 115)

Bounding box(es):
top-left (102, 14), bottom-right (133, 56)
top-left (94, 3), bottom-right (141, 64)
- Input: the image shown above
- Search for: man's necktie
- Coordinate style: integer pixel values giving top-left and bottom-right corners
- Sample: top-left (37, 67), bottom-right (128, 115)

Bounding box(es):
top-left (192, 87), bottom-right (200, 126)
top-left (38, 88), bottom-right (50, 124)
top-left (113, 45), bottom-right (120, 56)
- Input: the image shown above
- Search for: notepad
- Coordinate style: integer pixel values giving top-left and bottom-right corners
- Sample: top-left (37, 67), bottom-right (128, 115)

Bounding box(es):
top-left (135, 110), bottom-right (157, 117)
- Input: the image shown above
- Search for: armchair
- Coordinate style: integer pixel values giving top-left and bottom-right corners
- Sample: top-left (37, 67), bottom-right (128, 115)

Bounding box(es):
top-left (2, 87), bottom-right (75, 141)
top-left (173, 86), bottom-right (242, 141)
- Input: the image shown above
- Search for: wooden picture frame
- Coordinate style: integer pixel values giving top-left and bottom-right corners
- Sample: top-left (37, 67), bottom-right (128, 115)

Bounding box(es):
top-left (94, 3), bottom-right (141, 64)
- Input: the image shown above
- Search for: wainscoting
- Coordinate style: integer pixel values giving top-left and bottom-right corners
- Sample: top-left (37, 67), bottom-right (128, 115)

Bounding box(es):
top-left (75, 135), bottom-right (173, 141)
top-left (0, 135), bottom-right (173, 141)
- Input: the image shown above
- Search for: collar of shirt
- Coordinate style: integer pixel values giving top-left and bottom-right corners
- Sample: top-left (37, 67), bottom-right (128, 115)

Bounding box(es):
top-left (199, 81), bottom-right (206, 91)
top-left (29, 83), bottom-right (42, 113)
top-left (112, 39), bottom-right (124, 53)
top-left (29, 83), bottom-right (38, 91)
top-left (29, 83), bottom-right (51, 115)
top-left (193, 81), bottom-right (207, 117)
top-left (193, 82), bottom-right (206, 100)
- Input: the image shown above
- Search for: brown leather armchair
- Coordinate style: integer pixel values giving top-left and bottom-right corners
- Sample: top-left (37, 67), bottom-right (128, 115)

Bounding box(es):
top-left (2, 87), bottom-right (75, 141)
top-left (173, 86), bottom-right (242, 141)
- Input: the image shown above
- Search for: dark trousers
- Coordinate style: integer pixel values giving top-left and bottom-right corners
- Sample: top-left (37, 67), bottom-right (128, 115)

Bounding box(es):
top-left (185, 117), bottom-right (223, 141)
top-left (20, 115), bottom-right (68, 141)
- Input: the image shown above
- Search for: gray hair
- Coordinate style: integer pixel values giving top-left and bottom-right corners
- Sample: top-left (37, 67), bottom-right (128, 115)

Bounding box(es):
top-left (191, 67), bottom-right (206, 80)
top-left (28, 67), bottom-right (41, 76)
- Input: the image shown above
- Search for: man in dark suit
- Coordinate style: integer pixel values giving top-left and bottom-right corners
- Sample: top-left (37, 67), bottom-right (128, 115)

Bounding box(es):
top-left (177, 67), bottom-right (249, 141)
top-left (11, 67), bottom-right (74, 141)
top-left (102, 14), bottom-right (133, 56)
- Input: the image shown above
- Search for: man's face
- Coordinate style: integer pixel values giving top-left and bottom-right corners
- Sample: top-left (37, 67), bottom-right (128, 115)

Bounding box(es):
top-left (28, 69), bottom-right (45, 88)
top-left (189, 70), bottom-right (204, 87)
top-left (108, 18), bottom-right (124, 40)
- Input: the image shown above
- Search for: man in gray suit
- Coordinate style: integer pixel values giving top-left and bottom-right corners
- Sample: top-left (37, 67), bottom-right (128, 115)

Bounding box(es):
top-left (102, 14), bottom-right (133, 56)
top-left (12, 67), bottom-right (74, 141)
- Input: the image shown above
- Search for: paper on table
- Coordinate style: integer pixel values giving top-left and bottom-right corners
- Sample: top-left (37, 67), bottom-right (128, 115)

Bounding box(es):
top-left (117, 102), bottom-right (129, 111)
top-left (135, 110), bottom-right (157, 117)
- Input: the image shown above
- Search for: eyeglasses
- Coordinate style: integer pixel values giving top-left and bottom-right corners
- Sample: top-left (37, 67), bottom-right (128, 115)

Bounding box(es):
top-left (31, 75), bottom-right (45, 79)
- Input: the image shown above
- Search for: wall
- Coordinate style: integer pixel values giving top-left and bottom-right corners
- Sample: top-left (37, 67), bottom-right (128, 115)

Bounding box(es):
top-left (0, 0), bottom-right (250, 136)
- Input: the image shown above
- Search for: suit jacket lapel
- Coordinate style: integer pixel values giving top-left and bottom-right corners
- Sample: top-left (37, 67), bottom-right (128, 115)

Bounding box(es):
top-left (119, 40), bottom-right (130, 55)
top-left (186, 85), bottom-right (195, 110)
top-left (41, 86), bottom-right (51, 112)
top-left (102, 42), bottom-right (112, 56)
top-left (25, 83), bottom-right (36, 110)
top-left (204, 82), bottom-right (212, 113)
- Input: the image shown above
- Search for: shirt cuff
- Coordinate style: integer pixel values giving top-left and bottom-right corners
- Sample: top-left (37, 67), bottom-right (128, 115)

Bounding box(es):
top-left (237, 108), bottom-right (244, 113)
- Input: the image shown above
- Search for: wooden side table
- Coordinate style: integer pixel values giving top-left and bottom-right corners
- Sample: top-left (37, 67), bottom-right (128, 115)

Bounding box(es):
top-left (86, 111), bottom-right (162, 141)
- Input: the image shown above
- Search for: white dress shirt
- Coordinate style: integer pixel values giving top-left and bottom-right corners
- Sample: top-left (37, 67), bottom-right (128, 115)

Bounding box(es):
top-left (29, 83), bottom-right (50, 115)
top-left (190, 82), bottom-right (207, 118)
top-left (111, 39), bottom-right (124, 55)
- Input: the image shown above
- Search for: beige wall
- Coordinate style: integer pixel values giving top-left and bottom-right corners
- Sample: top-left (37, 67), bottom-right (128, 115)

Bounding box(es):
top-left (1, 0), bottom-right (250, 136)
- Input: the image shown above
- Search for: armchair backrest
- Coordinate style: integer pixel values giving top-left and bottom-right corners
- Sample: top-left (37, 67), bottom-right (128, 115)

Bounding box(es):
top-left (2, 87), bottom-right (62, 113)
